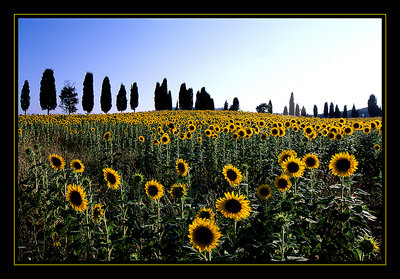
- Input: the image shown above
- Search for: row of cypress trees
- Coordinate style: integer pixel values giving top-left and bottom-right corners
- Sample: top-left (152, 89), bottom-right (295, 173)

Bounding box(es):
top-left (20, 69), bottom-right (139, 115)
top-left (21, 68), bottom-right (217, 115)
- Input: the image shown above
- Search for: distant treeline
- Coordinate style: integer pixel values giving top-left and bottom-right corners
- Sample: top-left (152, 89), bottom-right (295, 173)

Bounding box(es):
top-left (19, 69), bottom-right (382, 118)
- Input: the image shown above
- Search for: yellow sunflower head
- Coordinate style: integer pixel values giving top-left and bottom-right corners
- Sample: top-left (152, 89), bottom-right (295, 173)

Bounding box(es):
top-left (176, 158), bottom-right (189, 177)
top-left (257, 184), bottom-right (272, 200)
top-left (216, 191), bottom-right (251, 221)
top-left (66, 184), bottom-right (88, 212)
top-left (359, 236), bottom-right (380, 254)
top-left (49, 153), bottom-right (66, 171)
top-left (373, 144), bottom-right (381, 151)
top-left (102, 167), bottom-right (121, 189)
top-left (70, 159), bottom-right (85, 173)
top-left (222, 164), bottom-right (243, 186)
top-left (188, 218), bottom-right (222, 253)
top-left (160, 133), bottom-right (170, 144)
top-left (278, 150), bottom-right (297, 166)
top-left (329, 152), bottom-right (358, 177)
top-left (302, 153), bottom-right (320, 169)
top-left (103, 131), bottom-right (111, 141)
top-left (274, 174), bottom-right (292, 192)
top-left (169, 183), bottom-right (187, 199)
top-left (281, 156), bottom-right (306, 178)
top-left (92, 204), bottom-right (104, 223)
top-left (195, 207), bottom-right (215, 220)
top-left (145, 179), bottom-right (164, 200)
top-left (343, 126), bottom-right (354, 135)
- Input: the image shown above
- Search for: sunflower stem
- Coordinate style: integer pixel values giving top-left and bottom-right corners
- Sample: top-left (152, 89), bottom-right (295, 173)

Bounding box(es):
top-left (157, 198), bottom-right (161, 233)
top-left (281, 222), bottom-right (285, 261)
top-left (340, 176), bottom-right (345, 212)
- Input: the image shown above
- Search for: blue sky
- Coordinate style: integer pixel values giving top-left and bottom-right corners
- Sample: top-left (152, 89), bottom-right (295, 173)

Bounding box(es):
top-left (18, 17), bottom-right (382, 115)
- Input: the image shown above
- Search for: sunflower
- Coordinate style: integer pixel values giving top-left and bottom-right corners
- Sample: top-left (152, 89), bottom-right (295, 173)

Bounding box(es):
top-left (188, 124), bottom-right (196, 132)
top-left (176, 158), bottom-right (189, 177)
top-left (327, 131), bottom-right (335, 141)
top-left (160, 133), bottom-right (170, 144)
top-left (222, 164), bottom-right (243, 186)
top-left (145, 179), bottom-right (164, 200)
top-left (335, 133), bottom-right (343, 141)
top-left (70, 159), bottom-right (85, 173)
top-left (103, 167), bottom-right (121, 189)
top-left (278, 150), bottom-right (297, 165)
top-left (153, 139), bottom-right (160, 146)
top-left (92, 204), bottom-right (104, 223)
top-left (188, 218), bottom-right (222, 253)
top-left (103, 131), bottom-right (111, 141)
top-left (363, 125), bottom-right (371, 134)
top-left (66, 184), bottom-right (88, 212)
top-left (195, 207), bottom-right (215, 220)
top-left (373, 144), bottom-right (381, 151)
top-left (303, 126), bottom-right (314, 136)
top-left (302, 153), bottom-right (320, 169)
top-left (169, 183), bottom-right (187, 199)
top-left (359, 236), bottom-right (380, 254)
top-left (281, 156), bottom-right (305, 178)
top-left (138, 135), bottom-right (145, 142)
top-left (260, 132), bottom-right (268, 140)
top-left (274, 174), bottom-right (292, 192)
top-left (343, 126), bottom-right (354, 135)
top-left (49, 154), bottom-right (66, 171)
top-left (352, 122), bottom-right (362, 130)
top-left (204, 129), bottom-right (212, 137)
top-left (270, 127), bottom-right (279, 137)
top-left (216, 191), bottom-right (251, 221)
top-left (237, 128), bottom-right (246, 138)
top-left (257, 184), bottom-right (272, 200)
top-left (329, 152), bottom-right (358, 177)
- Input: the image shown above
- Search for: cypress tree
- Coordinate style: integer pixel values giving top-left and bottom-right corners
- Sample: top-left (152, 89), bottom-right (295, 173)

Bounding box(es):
top-left (116, 83), bottom-right (127, 112)
top-left (20, 80), bottom-right (30, 115)
top-left (313, 105), bottom-right (318, 117)
top-left (283, 106), bottom-right (288, 115)
top-left (343, 105), bottom-right (348, 118)
top-left (301, 106), bottom-right (306, 116)
top-left (100, 76), bottom-right (112, 114)
top-left (130, 82), bottom-right (139, 112)
top-left (186, 88), bottom-right (193, 110)
top-left (82, 72), bottom-right (94, 114)
top-left (154, 82), bottom-right (161, 110)
top-left (351, 104), bottom-right (359, 118)
top-left (295, 103), bottom-right (300, 116)
top-left (289, 92), bottom-right (294, 116)
top-left (40, 69), bottom-right (57, 115)
top-left (154, 78), bottom-right (172, 110)
top-left (329, 102), bottom-right (335, 118)
top-left (223, 100), bottom-right (229, 110)
top-left (230, 97), bottom-right (240, 111)
top-left (166, 90), bottom-right (173, 110)
top-left (178, 83), bottom-right (187, 110)
top-left (267, 100), bottom-right (273, 113)
top-left (178, 83), bottom-right (194, 110)
top-left (323, 102), bottom-right (329, 118)
top-left (195, 87), bottom-right (214, 110)
top-left (367, 94), bottom-right (382, 117)
top-left (334, 104), bottom-right (341, 118)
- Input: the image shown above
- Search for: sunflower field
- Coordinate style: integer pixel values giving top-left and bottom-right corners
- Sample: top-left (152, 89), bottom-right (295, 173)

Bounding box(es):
top-left (16, 110), bottom-right (384, 264)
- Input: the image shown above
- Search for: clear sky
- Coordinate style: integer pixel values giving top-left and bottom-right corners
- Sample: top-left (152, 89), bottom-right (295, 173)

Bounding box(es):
top-left (17, 17), bottom-right (382, 115)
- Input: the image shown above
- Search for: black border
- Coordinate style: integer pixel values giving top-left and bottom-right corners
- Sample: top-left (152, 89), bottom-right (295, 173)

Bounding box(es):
top-left (10, 11), bottom-right (391, 270)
